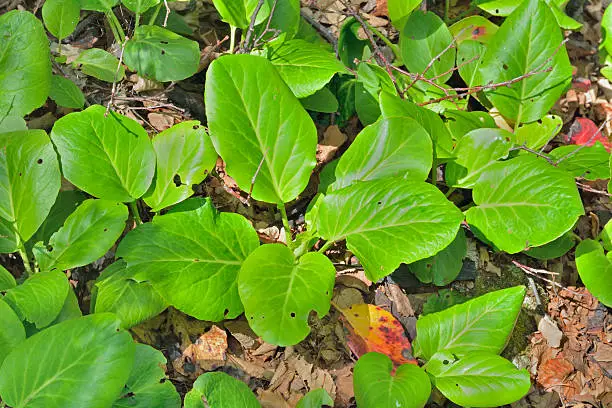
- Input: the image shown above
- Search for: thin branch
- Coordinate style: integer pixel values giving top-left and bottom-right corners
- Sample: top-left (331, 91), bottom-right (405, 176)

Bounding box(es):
top-left (576, 181), bottom-right (612, 197)
top-left (300, 11), bottom-right (338, 51)
top-left (512, 260), bottom-right (580, 295)
top-left (163, 0), bottom-right (170, 27)
top-left (553, 118), bottom-right (610, 165)
top-left (253, 0), bottom-right (280, 48)
top-left (429, 53), bottom-right (479, 82)
top-left (105, 37), bottom-right (128, 117)
top-left (240, 0), bottom-right (266, 53)
top-left (509, 144), bottom-right (555, 165)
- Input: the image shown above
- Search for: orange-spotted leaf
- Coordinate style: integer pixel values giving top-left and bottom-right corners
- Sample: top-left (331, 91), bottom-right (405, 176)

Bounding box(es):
top-left (339, 303), bottom-right (416, 366)
top-left (449, 16), bottom-right (498, 44)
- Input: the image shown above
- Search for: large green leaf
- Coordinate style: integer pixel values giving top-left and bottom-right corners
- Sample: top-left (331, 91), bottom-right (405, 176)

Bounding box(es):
top-left (205, 54), bottom-right (317, 203)
top-left (0, 130), bottom-right (61, 245)
top-left (0, 11), bottom-right (51, 117)
top-left (300, 87), bottom-right (338, 113)
top-left (425, 351), bottom-right (530, 407)
top-left (549, 142), bottom-right (611, 180)
top-left (210, 0), bottom-right (270, 29)
top-left (122, 0), bottom-right (160, 14)
top-left (74, 48), bottom-right (125, 83)
top-left (408, 228), bottom-right (467, 286)
top-left (49, 75), bottom-right (85, 109)
top-left (457, 40), bottom-right (484, 88)
top-left (449, 16), bottom-right (498, 44)
top-left (315, 178), bottom-right (464, 281)
top-left (113, 343), bottom-right (180, 408)
top-left (0, 314), bottom-right (134, 408)
top-left (575, 239), bottom-right (612, 307)
top-left (238, 244), bottom-right (335, 346)
top-left (124, 26), bottom-right (200, 82)
top-left (33, 199), bottom-right (128, 272)
top-left (255, 0), bottom-right (299, 40)
top-left (3, 270), bottom-right (70, 329)
top-left (442, 109), bottom-right (497, 141)
top-left (413, 286), bottom-right (526, 360)
top-left (42, 0), bottom-right (80, 40)
top-left (400, 11), bottom-right (456, 83)
top-left (514, 114), bottom-right (562, 149)
top-left (269, 39), bottom-right (347, 98)
top-left (355, 82), bottom-right (381, 126)
top-left (184, 372), bottom-right (260, 408)
top-left (0, 218), bottom-right (17, 253)
top-left (465, 155), bottom-right (584, 253)
top-left (0, 264), bottom-right (16, 290)
top-left (477, 0), bottom-right (572, 123)
top-left (353, 352), bottom-right (431, 408)
top-left (524, 232), bottom-right (575, 260)
top-left (0, 298), bottom-right (25, 366)
top-left (80, 0), bottom-right (119, 11)
top-left (387, 0), bottom-right (422, 27)
top-left (296, 389), bottom-right (334, 408)
top-left (117, 200), bottom-right (259, 321)
top-left (50, 105), bottom-right (156, 202)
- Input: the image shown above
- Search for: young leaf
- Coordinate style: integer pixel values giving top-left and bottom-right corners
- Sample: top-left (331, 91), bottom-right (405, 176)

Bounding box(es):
top-left (0, 314), bottom-right (134, 408)
top-left (0, 11), bottom-right (51, 118)
top-left (143, 121), bottom-right (217, 212)
top-left (514, 114), bottom-right (562, 150)
top-left (269, 39), bottom-right (347, 98)
top-left (50, 105), bottom-right (156, 202)
top-left (49, 75), bottom-right (85, 109)
top-left (42, 0), bottom-right (80, 40)
top-left (549, 142), bottom-right (611, 180)
top-left (124, 26), bottom-right (200, 82)
top-left (408, 228), bottom-right (467, 286)
top-left (80, 0), bottom-right (120, 11)
top-left (300, 87), bottom-right (339, 113)
top-left (477, 0), bottom-right (572, 124)
top-left (0, 264), bottom-right (16, 290)
top-left (465, 155), bottom-right (584, 253)
top-left (315, 179), bottom-right (464, 281)
top-left (575, 239), bottom-right (612, 307)
top-left (296, 389), bottom-right (334, 408)
top-left (205, 54), bottom-right (317, 203)
top-left (238, 244), bottom-right (335, 346)
top-left (412, 286), bottom-right (526, 360)
top-left (210, 0), bottom-right (270, 29)
top-left (117, 199), bottom-right (259, 321)
top-left (0, 298), bottom-right (25, 366)
top-left (425, 351), bottom-right (530, 407)
top-left (74, 48), bottom-right (125, 83)
top-left (0, 130), bottom-right (61, 244)
top-left (32, 199), bottom-right (128, 272)
top-left (121, 0), bottom-right (160, 14)
top-left (353, 352), bottom-right (431, 408)
top-left (112, 344), bottom-right (180, 408)
top-left (184, 372), bottom-right (260, 408)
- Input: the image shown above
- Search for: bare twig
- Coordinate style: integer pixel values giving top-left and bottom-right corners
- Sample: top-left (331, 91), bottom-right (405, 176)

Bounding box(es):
top-left (512, 260), bottom-right (580, 295)
top-left (509, 144), bottom-right (556, 165)
top-left (429, 53), bottom-right (479, 82)
top-left (246, 147), bottom-right (269, 204)
top-left (163, 0), bottom-right (170, 27)
top-left (576, 181), bottom-right (612, 197)
top-left (253, 0), bottom-right (280, 48)
top-left (553, 118), bottom-right (610, 165)
top-left (106, 38), bottom-right (128, 117)
top-left (300, 11), bottom-right (338, 51)
top-left (240, 0), bottom-right (266, 53)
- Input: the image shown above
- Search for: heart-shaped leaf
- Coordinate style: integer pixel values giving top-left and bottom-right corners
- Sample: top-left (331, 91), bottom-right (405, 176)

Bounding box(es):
top-left (296, 389), bottom-right (333, 408)
top-left (0, 11), bottom-right (51, 117)
top-left (425, 351), bottom-right (530, 407)
top-left (575, 239), bottom-right (612, 307)
top-left (74, 48), bottom-right (125, 83)
top-left (413, 286), bottom-right (526, 360)
top-left (143, 121), bottom-right (217, 212)
top-left (465, 155), bottom-right (584, 253)
top-left (117, 199), bottom-right (259, 321)
top-left (315, 178), bottom-right (464, 281)
top-left (0, 314), bottom-right (134, 408)
top-left (124, 26), bottom-right (200, 82)
top-left (205, 54), bottom-right (317, 203)
top-left (0, 298), bottom-right (25, 366)
top-left (122, 0), bottom-right (160, 14)
top-left (550, 142), bottom-right (611, 180)
top-left (33, 199), bottom-right (128, 272)
top-left (184, 372), bottom-right (260, 408)
top-left (0, 265), bottom-right (16, 290)
top-left (49, 75), bottom-right (85, 109)
top-left (42, 0), bottom-right (80, 40)
top-left (239, 244), bottom-right (335, 346)
top-left (50, 105), bottom-right (156, 202)
top-left (408, 228), bottom-right (467, 286)
top-left (210, 0), bottom-right (270, 29)
top-left (353, 352), bottom-right (431, 408)
top-left (514, 114), bottom-right (562, 149)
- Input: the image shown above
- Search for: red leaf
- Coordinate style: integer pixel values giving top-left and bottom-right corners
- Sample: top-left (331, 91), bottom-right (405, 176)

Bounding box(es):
top-left (567, 118), bottom-right (612, 152)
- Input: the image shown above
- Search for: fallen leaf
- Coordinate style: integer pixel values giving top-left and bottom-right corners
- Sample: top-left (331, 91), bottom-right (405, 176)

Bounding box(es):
top-left (538, 315), bottom-right (563, 348)
top-left (537, 357), bottom-right (574, 390)
top-left (174, 325), bottom-right (227, 375)
top-left (148, 112), bottom-right (174, 131)
top-left (566, 117), bottom-right (612, 152)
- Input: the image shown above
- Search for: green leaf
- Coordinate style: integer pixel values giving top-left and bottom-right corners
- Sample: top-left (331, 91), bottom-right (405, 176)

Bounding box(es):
top-left (338, 17), bottom-right (369, 69)
top-left (50, 287), bottom-right (82, 326)
top-left (0, 298), bottom-right (25, 366)
top-left (425, 351), bottom-right (530, 407)
top-left (300, 87), bottom-right (339, 113)
top-left (443, 109), bottom-right (497, 141)
top-left (0, 11), bottom-right (51, 118)
top-left (296, 389), bottom-right (334, 408)
top-left (600, 219), bottom-right (612, 252)
top-left (117, 200), bottom-right (259, 321)
top-left (413, 286), bottom-right (526, 360)
top-left (0, 314), bottom-right (134, 408)
top-left (124, 26), bottom-right (200, 82)
top-left (49, 75), bottom-right (85, 109)
top-left (445, 128), bottom-right (514, 188)
top-left (93, 260), bottom-right (167, 329)
top-left (315, 179), bottom-right (464, 281)
top-left (0, 264), bottom-right (16, 290)
top-left (74, 48), bottom-right (125, 83)
top-left (478, 0), bottom-right (582, 30)
top-left (603, 5), bottom-right (612, 54)
top-left (524, 232), bottom-right (575, 259)
top-left (238, 244), bottom-right (335, 346)
top-left (353, 352), bottom-right (431, 408)
top-left (330, 117), bottom-right (432, 191)
top-left (184, 372), bottom-right (260, 408)
top-left (80, 0), bottom-right (119, 11)
top-left (475, 0), bottom-right (521, 16)
top-left (408, 229), bottom-right (467, 286)
top-left (575, 239), bottom-right (612, 307)
top-left (143, 121), bottom-right (217, 212)
top-left (477, 0), bottom-right (572, 123)
top-left (205, 54), bottom-right (317, 203)
top-left (457, 40), bottom-right (484, 88)
top-left (355, 82), bottom-right (381, 126)
top-left (113, 343), bottom-right (180, 408)
top-left (42, 0), bottom-right (80, 40)
top-left (255, 0), bottom-right (300, 41)
top-left (0, 116), bottom-right (27, 133)
top-left (549, 142), bottom-right (611, 180)
top-left (387, 0), bottom-right (422, 27)
top-left (0, 218), bottom-right (18, 253)
top-left (3, 270), bottom-right (69, 329)
top-left (33, 199), bottom-right (128, 272)
top-left (400, 11), bottom-right (456, 83)
top-left (0, 130), bottom-right (61, 243)
top-left (210, 0), bottom-right (270, 29)
top-left (449, 16), bottom-right (498, 44)
top-left (50, 105), bottom-right (156, 202)
top-left (295, 17), bottom-right (332, 51)
top-left (421, 289), bottom-right (468, 315)
top-left (465, 155), bottom-right (584, 253)
top-left (514, 114), bottom-right (562, 150)
top-left (122, 0), bottom-right (160, 14)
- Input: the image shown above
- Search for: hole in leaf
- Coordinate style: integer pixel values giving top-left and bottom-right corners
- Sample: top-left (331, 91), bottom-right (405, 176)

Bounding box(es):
top-left (290, 312), bottom-right (296, 318)
top-left (443, 360), bottom-right (449, 365)
top-left (192, 125), bottom-right (199, 130)
top-left (173, 174), bottom-right (182, 187)
top-left (161, 50), bottom-right (166, 55)
top-left (160, 40), bottom-right (169, 44)
top-left (103, 228), bottom-right (108, 232)
top-left (37, 158), bottom-right (43, 164)
top-left (47, 245), bottom-right (53, 252)
top-left (224, 308), bottom-right (229, 316)
top-left (502, 64), bottom-right (508, 70)
top-left (495, 8), bottom-right (499, 13)
top-left (18, 172), bottom-right (22, 176)
top-left (377, 201), bottom-right (382, 205)
top-left (159, 378), bottom-right (167, 383)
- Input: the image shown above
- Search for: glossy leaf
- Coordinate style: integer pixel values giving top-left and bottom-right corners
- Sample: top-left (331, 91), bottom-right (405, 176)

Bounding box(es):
top-left (549, 142), bottom-right (611, 180)
top-left (33, 199), bottom-right (128, 272)
top-left (354, 352), bottom-right (431, 408)
top-left (74, 48), bottom-right (125, 83)
top-left (184, 372), bottom-right (260, 408)
top-left (457, 40), bottom-right (484, 88)
top-left (465, 155), bottom-right (584, 253)
top-left (49, 75), bottom-right (85, 109)
top-left (524, 232), bottom-right (575, 260)
top-left (0, 298), bottom-right (25, 366)
top-left (315, 178), bottom-right (464, 281)
top-left (239, 244), bottom-right (335, 346)
top-left (355, 82), bottom-right (381, 126)
top-left (42, 0), bottom-right (80, 40)
top-left (210, 0), bottom-right (270, 29)
top-left (413, 286), bottom-right (526, 360)
top-left (425, 351), bottom-right (531, 407)
top-left (449, 16), bottom-right (498, 43)
top-left (80, 0), bottom-right (119, 11)
top-left (143, 121), bottom-right (217, 212)
top-left (387, 0), bottom-right (422, 27)
top-left (117, 200), bottom-right (259, 321)
top-left (409, 228), bottom-right (467, 286)
top-left (477, 0), bottom-right (572, 123)
top-left (0, 11), bottom-right (51, 118)
top-left (601, 219), bottom-right (612, 252)
top-left (575, 239), bottom-right (612, 307)
top-left (0, 116), bottom-right (27, 133)
top-left (300, 87), bottom-right (339, 113)
top-left (205, 54), bottom-right (317, 203)
top-left (124, 26), bottom-right (200, 82)
top-left (0, 314), bottom-right (134, 408)
top-left (256, 0), bottom-right (299, 40)
top-left (443, 109), bottom-right (497, 141)
top-left (122, 0), bottom-right (160, 14)
top-left (50, 105), bottom-right (156, 202)
top-left (514, 114), bottom-right (562, 150)
top-left (296, 389), bottom-right (333, 408)
top-left (0, 264), bottom-right (16, 290)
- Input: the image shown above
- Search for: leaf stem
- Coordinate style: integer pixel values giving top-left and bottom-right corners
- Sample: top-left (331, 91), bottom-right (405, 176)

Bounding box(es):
top-left (128, 201), bottom-right (143, 225)
top-left (445, 187), bottom-right (456, 198)
top-left (277, 202), bottom-right (294, 250)
top-left (229, 25), bottom-right (237, 53)
top-left (135, 13), bottom-right (140, 29)
top-left (318, 240), bottom-right (334, 254)
top-left (106, 11), bottom-right (126, 44)
top-left (148, 3), bottom-right (162, 25)
top-left (14, 231), bottom-right (33, 277)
